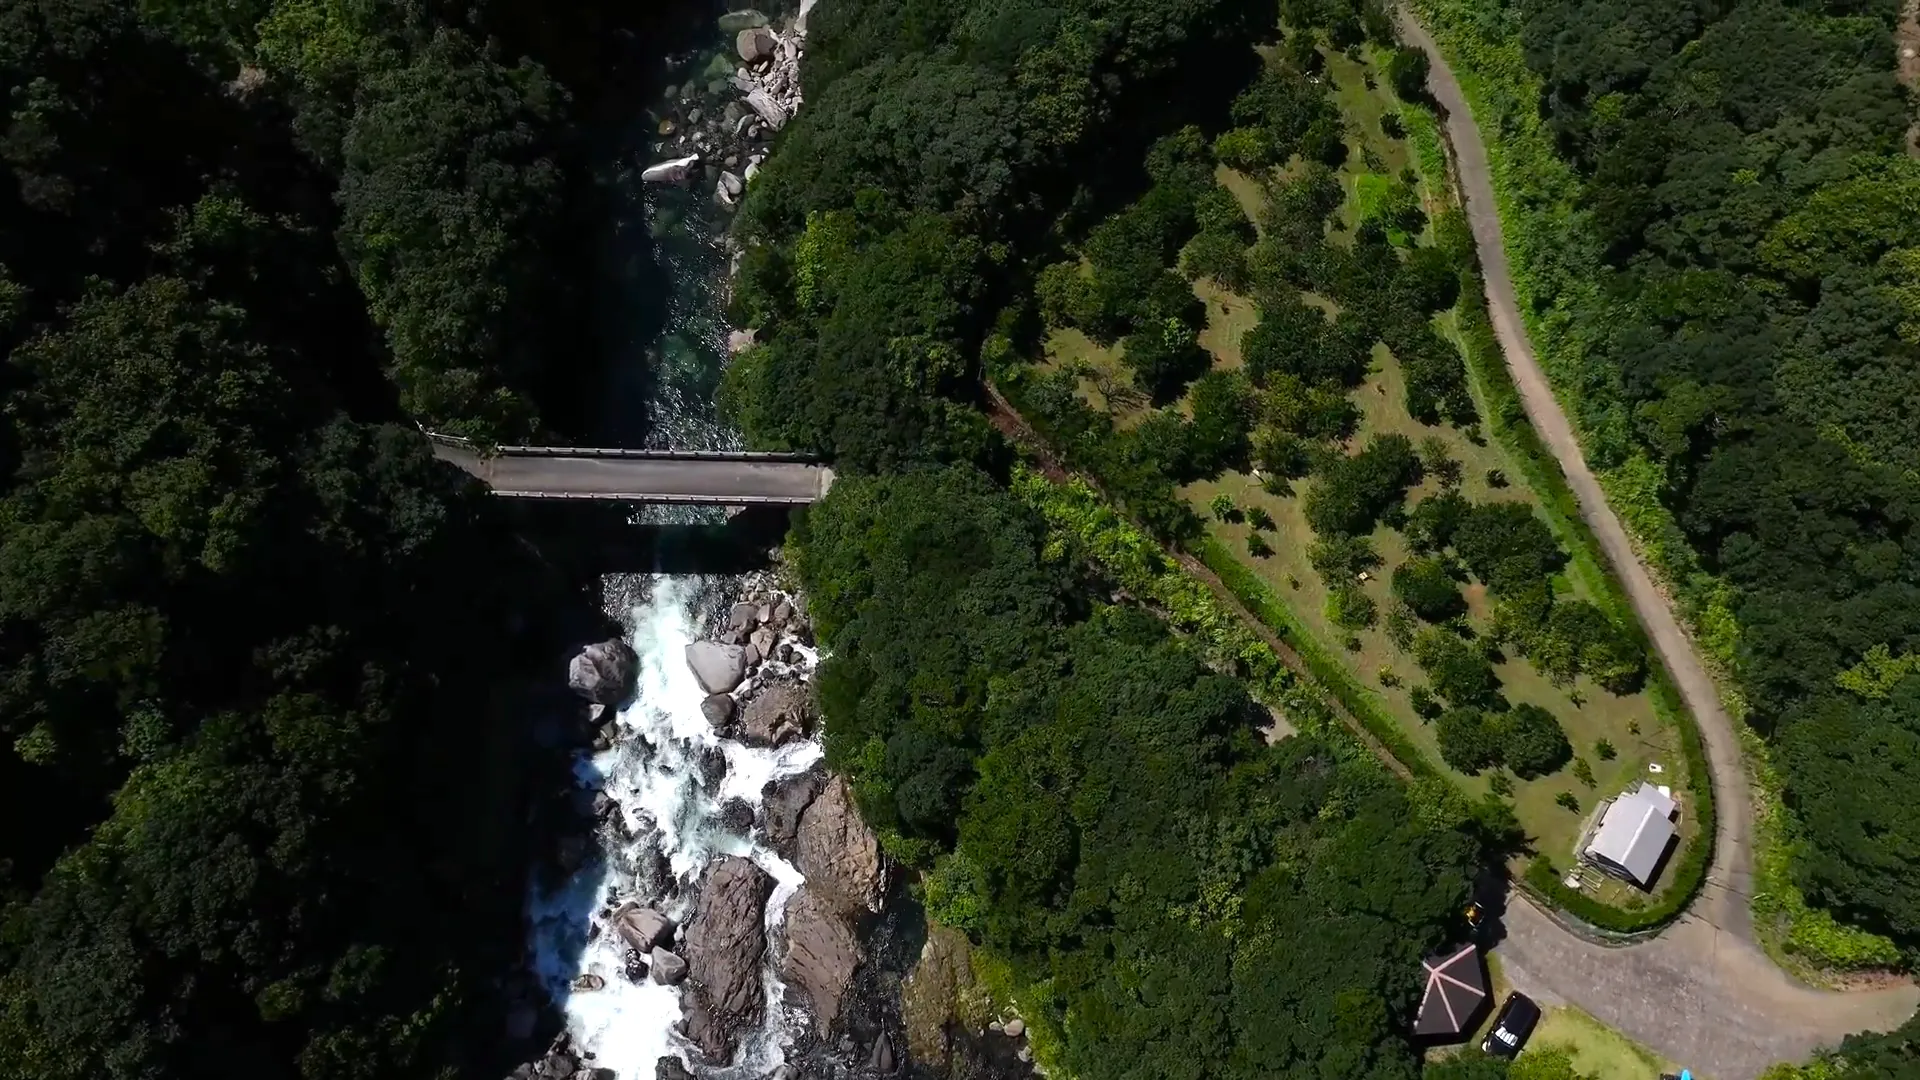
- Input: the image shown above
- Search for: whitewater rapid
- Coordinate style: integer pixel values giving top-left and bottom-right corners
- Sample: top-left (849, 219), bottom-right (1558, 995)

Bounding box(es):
top-left (527, 574), bottom-right (822, 1078)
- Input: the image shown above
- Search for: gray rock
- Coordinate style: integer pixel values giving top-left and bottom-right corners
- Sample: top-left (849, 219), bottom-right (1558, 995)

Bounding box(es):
top-left (640, 154), bottom-right (700, 184)
top-left (717, 797), bottom-right (756, 836)
top-left (744, 88), bottom-right (788, 130)
top-left (781, 884), bottom-right (863, 1034)
top-left (773, 599), bottom-right (794, 625)
top-left (569, 639), bottom-right (638, 705)
top-left (798, 775), bottom-right (888, 915)
top-left (729, 601), bottom-right (760, 632)
top-left (681, 855), bottom-right (776, 1063)
top-left (869, 1033), bottom-right (895, 1073)
top-left (697, 744), bottom-right (727, 789)
top-left (728, 328), bottom-right (757, 354)
top-left (655, 1057), bottom-right (696, 1080)
top-left (701, 693), bottom-right (736, 729)
top-left (742, 642), bottom-right (762, 669)
top-left (737, 26), bottom-right (777, 63)
top-left (571, 972), bottom-right (605, 992)
top-left (649, 947), bottom-right (689, 985)
top-left (719, 170), bottom-right (744, 198)
top-left (1004, 1017), bottom-right (1026, 1038)
top-left (749, 625), bottom-right (776, 657)
top-left (685, 641), bottom-right (748, 694)
top-left (614, 905), bottom-right (676, 952)
top-left (717, 9), bottom-right (768, 33)
top-left (760, 766), bottom-right (826, 856)
top-left (736, 680), bottom-right (811, 748)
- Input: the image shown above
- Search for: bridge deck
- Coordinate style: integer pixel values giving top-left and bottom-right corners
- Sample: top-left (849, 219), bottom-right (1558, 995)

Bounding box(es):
top-left (431, 443), bottom-right (833, 505)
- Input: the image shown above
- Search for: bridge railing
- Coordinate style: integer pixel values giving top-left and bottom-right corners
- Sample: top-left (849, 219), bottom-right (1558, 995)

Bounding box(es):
top-left (488, 445), bottom-right (823, 463)
top-left (417, 426), bottom-right (820, 464)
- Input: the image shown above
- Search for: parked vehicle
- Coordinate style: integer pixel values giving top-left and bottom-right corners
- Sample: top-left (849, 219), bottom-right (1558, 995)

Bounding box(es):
top-left (1481, 992), bottom-right (1541, 1059)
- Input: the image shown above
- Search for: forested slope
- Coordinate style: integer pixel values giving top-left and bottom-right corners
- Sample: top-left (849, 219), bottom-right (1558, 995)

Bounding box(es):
top-left (722, 0), bottom-right (1527, 1074)
top-left (1409, 0), bottom-right (1920, 955)
top-left (0, 0), bottom-right (608, 1075)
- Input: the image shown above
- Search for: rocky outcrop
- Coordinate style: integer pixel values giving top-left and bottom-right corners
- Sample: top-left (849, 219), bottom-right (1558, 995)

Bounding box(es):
top-left (760, 765), bottom-right (826, 858)
top-left (781, 883), bottom-right (864, 1034)
top-left (735, 679), bottom-right (812, 747)
top-left (685, 641), bottom-right (748, 695)
top-left (569, 639), bottom-right (638, 705)
top-left (654, 1057), bottom-right (695, 1080)
top-left (680, 855), bottom-right (775, 1063)
top-left (902, 924), bottom-right (982, 1069)
top-left (797, 775), bottom-right (887, 916)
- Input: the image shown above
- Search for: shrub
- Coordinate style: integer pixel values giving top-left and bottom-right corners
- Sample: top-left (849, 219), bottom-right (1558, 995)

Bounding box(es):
top-left (1436, 707), bottom-right (1502, 773)
top-left (1392, 556), bottom-right (1465, 622)
top-left (1309, 533), bottom-right (1381, 581)
top-left (1247, 533), bottom-right (1273, 558)
top-left (1572, 757), bottom-right (1595, 787)
top-left (1409, 684), bottom-right (1441, 718)
top-left (1596, 739), bottom-right (1617, 761)
top-left (1413, 627), bottom-right (1499, 708)
top-left (1328, 583), bottom-right (1378, 630)
top-left (1503, 703), bottom-right (1572, 778)
top-left (1385, 605), bottom-right (1417, 649)
top-left (1247, 507), bottom-right (1275, 531)
top-left (1485, 468), bottom-right (1508, 488)
top-left (1556, 792), bottom-right (1581, 813)
top-left (1304, 433), bottom-right (1422, 536)
top-left (1213, 127), bottom-right (1275, 171)
top-left (1489, 770), bottom-right (1514, 796)
top-left (1386, 46), bottom-right (1430, 101)
top-left (1210, 493), bottom-right (1237, 521)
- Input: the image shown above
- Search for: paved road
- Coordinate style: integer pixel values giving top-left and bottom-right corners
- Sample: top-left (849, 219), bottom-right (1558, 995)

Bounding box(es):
top-left (1397, 9), bottom-right (1919, 1074)
top-left (431, 443), bottom-right (834, 505)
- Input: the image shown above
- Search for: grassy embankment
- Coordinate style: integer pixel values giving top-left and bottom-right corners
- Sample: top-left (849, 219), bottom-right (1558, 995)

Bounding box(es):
top-left (1405, 0), bottom-right (1898, 970)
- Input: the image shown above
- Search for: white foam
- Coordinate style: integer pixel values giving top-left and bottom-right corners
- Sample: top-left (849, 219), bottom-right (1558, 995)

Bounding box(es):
top-left (527, 574), bottom-right (822, 1079)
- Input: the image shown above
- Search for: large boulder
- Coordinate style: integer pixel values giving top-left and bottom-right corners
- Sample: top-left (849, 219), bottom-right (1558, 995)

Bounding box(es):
top-left (685, 641), bottom-right (748, 695)
top-left (700, 693), bottom-right (736, 729)
top-left (737, 26), bottom-right (777, 62)
top-left (736, 680), bottom-right (812, 747)
top-left (797, 776), bottom-right (887, 916)
top-left (649, 947), bottom-right (689, 985)
top-left (680, 855), bottom-right (775, 1063)
top-left (569, 639), bottom-right (638, 705)
top-left (716, 8), bottom-right (767, 33)
top-left (780, 884), bottom-right (863, 1034)
top-left (744, 88), bottom-right (788, 130)
top-left (613, 905), bottom-right (676, 952)
top-left (760, 766), bottom-right (826, 857)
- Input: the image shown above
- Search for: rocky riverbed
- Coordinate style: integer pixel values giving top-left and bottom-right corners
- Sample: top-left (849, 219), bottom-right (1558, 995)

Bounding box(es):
top-left (638, 3), bottom-right (815, 213)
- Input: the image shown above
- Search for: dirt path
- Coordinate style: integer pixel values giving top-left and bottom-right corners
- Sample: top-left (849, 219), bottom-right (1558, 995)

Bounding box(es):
top-left (1395, 8), bottom-right (1918, 1073)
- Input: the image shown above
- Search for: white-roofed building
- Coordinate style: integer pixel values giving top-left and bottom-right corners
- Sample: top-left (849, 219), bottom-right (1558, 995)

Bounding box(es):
top-left (1580, 781), bottom-right (1677, 887)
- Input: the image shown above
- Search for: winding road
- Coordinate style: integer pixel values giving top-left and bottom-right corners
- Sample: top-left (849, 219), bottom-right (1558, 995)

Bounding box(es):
top-left (1394, 9), bottom-right (1920, 1075)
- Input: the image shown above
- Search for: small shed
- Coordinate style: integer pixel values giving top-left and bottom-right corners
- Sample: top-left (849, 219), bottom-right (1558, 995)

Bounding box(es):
top-left (1414, 943), bottom-right (1490, 1041)
top-left (1582, 781), bottom-right (1677, 887)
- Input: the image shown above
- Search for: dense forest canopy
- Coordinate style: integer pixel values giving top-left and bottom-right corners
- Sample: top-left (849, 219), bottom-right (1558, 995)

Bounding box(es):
top-left (1453, 0), bottom-right (1920, 947)
top-left (0, 0), bottom-right (614, 1074)
top-left (723, 0), bottom-right (1529, 1072)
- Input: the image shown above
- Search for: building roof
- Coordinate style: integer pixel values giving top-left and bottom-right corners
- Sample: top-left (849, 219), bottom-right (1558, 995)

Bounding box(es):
top-left (1414, 943), bottom-right (1489, 1038)
top-left (1584, 782), bottom-right (1677, 886)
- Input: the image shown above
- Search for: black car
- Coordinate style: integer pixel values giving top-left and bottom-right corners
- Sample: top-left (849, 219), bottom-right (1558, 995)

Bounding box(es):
top-left (1480, 992), bottom-right (1541, 1059)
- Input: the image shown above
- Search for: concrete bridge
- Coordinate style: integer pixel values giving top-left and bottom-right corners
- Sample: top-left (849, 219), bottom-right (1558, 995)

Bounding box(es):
top-left (425, 432), bottom-right (834, 506)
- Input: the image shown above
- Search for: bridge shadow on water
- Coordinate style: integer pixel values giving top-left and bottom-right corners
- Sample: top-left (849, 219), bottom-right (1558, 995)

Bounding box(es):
top-left (516, 502), bottom-right (799, 578)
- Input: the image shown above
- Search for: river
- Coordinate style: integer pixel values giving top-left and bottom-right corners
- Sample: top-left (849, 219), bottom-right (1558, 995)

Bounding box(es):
top-left (521, 17), bottom-right (824, 1078)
